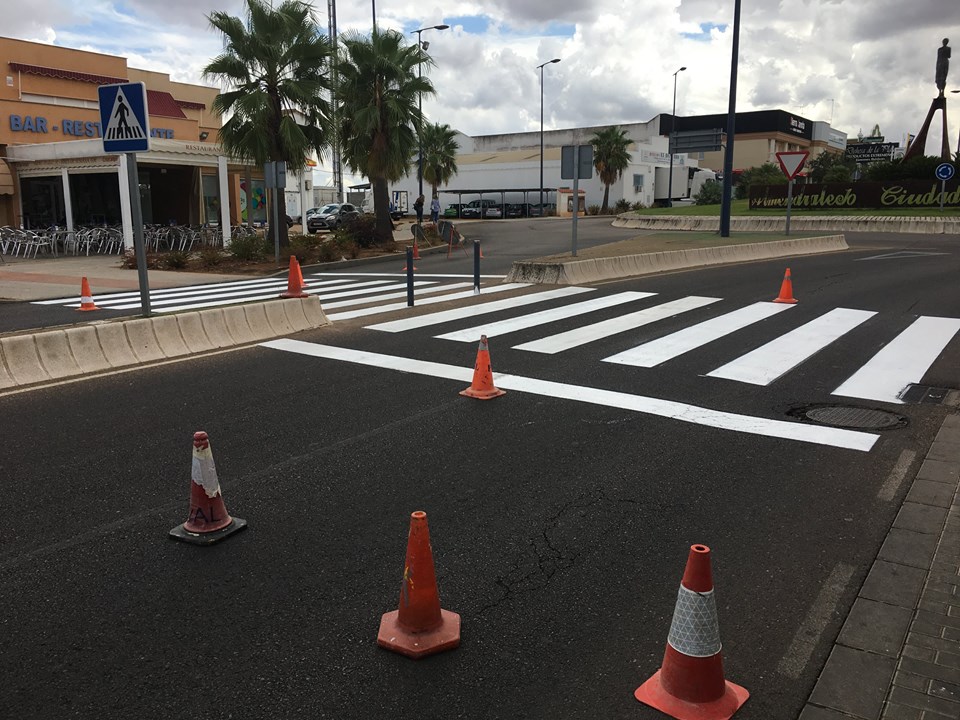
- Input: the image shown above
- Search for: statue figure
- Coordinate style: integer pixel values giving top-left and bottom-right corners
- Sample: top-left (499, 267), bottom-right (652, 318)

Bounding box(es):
top-left (936, 38), bottom-right (950, 96)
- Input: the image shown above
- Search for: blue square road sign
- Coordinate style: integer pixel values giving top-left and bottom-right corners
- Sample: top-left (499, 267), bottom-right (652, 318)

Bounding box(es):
top-left (98, 82), bottom-right (151, 153)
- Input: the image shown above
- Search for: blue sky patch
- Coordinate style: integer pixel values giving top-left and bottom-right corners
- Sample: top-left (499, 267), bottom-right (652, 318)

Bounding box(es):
top-left (682, 22), bottom-right (727, 41)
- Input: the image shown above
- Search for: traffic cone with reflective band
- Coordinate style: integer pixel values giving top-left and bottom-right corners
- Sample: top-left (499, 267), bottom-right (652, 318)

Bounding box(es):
top-left (773, 267), bottom-right (797, 304)
top-left (280, 256), bottom-right (309, 298)
top-left (635, 544), bottom-right (748, 720)
top-left (460, 335), bottom-right (506, 400)
top-left (77, 277), bottom-right (100, 312)
top-left (377, 511), bottom-right (461, 659)
top-left (169, 431), bottom-right (247, 545)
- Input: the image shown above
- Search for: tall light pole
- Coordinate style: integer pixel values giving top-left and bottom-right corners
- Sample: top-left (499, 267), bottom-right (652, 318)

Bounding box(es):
top-left (667, 66), bottom-right (687, 208)
top-left (413, 24), bottom-right (449, 199)
top-left (952, 90), bottom-right (959, 157)
top-left (538, 58), bottom-right (561, 215)
top-left (719, 0), bottom-right (742, 238)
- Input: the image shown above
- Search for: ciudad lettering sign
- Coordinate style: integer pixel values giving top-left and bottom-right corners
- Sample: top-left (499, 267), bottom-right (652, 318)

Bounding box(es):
top-left (8, 114), bottom-right (174, 139)
top-left (749, 181), bottom-right (960, 210)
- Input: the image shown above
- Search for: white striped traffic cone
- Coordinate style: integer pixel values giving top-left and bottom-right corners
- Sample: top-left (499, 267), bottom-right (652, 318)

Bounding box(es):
top-left (77, 277), bottom-right (100, 312)
top-left (634, 544), bottom-right (749, 720)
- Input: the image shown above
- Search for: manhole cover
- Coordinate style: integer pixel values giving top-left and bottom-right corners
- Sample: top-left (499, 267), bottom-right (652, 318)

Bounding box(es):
top-left (801, 405), bottom-right (907, 430)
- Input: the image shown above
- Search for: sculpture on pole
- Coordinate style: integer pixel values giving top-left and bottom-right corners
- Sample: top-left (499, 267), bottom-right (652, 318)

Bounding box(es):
top-left (903, 38), bottom-right (951, 161)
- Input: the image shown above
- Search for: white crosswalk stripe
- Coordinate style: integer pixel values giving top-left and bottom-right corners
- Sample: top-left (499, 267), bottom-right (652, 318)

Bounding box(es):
top-left (435, 291), bottom-right (655, 342)
top-left (604, 301), bottom-right (793, 368)
top-left (833, 316), bottom-right (960, 404)
top-left (327, 283), bottom-right (529, 321)
top-left (707, 308), bottom-right (877, 386)
top-left (513, 296), bottom-right (721, 354)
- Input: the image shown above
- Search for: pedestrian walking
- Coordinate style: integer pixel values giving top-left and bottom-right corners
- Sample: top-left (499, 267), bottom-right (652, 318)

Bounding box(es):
top-left (414, 194), bottom-right (424, 224)
top-left (430, 196), bottom-right (441, 224)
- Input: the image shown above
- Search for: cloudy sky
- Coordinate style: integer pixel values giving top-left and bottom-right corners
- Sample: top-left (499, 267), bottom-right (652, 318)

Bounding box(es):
top-left (6, 0), bottom-right (960, 187)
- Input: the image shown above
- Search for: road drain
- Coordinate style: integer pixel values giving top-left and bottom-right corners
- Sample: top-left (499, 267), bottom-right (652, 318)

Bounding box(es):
top-left (788, 404), bottom-right (908, 431)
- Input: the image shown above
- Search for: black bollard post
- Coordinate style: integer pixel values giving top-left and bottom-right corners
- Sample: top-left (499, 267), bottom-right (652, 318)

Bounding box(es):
top-left (406, 247), bottom-right (414, 307)
top-left (473, 239), bottom-right (481, 295)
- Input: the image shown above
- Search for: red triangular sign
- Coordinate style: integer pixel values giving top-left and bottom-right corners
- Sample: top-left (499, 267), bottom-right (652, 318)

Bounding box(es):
top-left (776, 151), bottom-right (809, 180)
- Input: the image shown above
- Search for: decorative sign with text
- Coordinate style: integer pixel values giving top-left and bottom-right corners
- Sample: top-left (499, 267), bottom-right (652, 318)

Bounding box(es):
top-left (749, 181), bottom-right (960, 210)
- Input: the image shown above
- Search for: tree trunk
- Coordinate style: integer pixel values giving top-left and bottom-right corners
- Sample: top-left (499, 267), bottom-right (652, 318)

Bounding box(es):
top-left (372, 176), bottom-right (393, 244)
top-left (601, 183), bottom-right (610, 212)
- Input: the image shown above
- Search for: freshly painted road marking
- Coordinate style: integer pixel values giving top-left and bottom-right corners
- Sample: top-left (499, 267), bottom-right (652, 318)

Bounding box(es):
top-left (877, 449), bottom-right (917, 502)
top-left (707, 308), bottom-right (877, 386)
top-left (434, 292), bottom-right (655, 342)
top-left (260, 339), bottom-right (879, 451)
top-left (777, 563), bottom-right (856, 679)
top-left (604, 301), bottom-right (794, 368)
top-left (833, 316), bottom-right (960, 404)
top-left (322, 282), bottom-right (474, 310)
top-left (328, 283), bottom-right (531, 322)
top-left (513, 296), bottom-right (721, 355)
top-left (364, 287), bottom-right (592, 333)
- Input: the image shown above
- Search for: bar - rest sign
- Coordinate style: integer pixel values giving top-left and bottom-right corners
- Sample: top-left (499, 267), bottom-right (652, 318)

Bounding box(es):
top-left (749, 181), bottom-right (960, 210)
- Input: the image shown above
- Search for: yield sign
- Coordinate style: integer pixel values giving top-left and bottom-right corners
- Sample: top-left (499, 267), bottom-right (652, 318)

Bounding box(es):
top-left (776, 151), bottom-right (809, 180)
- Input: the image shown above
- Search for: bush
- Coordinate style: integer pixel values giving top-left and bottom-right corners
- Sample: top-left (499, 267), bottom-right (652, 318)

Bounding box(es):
top-left (199, 246), bottom-right (223, 268)
top-left (587, 204), bottom-right (601, 216)
top-left (694, 179), bottom-right (723, 205)
top-left (735, 162), bottom-right (786, 199)
top-left (315, 239), bottom-right (339, 263)
top-left (343, 214), bottom-right (379, 248)
top-left (614, 198), bottom-right (631, 213)
top-left (164, 250), bottom-right (191, 269)
top-left (229, 233), bottom-right (265, 261)
top-left (631, 201), bottom-right (645, 211)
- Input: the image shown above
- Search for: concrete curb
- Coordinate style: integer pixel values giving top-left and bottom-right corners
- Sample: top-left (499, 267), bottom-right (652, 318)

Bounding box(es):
top-left (505, 235), bottom-right (849, 285)
top-left (0, 296), bottom-right (328, 393)
top-left (612, 215), bottom-right (960, 234)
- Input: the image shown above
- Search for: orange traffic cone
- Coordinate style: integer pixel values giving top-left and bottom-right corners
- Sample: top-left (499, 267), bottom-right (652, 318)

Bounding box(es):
top-left (773, 268), bottom-right (797, 304)
top-left (460, 335), bottom-right (506, 400)
top-left (412, 241), bottom-right (421, 260)
top-left (377, 511), bottom-right (461, 659)
top-left (635, 544), bottom-right (749, 720)
top-left (169, 431), bottom-right (247, 545)
top-left (280, 256), bottom-right (309, 298)
top-left (296, 259), bottom-right (307, 289)
top-left (76, 277), bottom-right (100, 312)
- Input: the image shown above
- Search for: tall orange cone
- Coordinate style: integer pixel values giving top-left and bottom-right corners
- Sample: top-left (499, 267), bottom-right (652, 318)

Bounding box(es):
top-left (169, 431), bottom-right (247, 545)
top-left (296, 259), bottom-right (307, 289)
top-left (280, 256), bottom-right (309, 298)
top-left (772, 267), bottom-right (797, 304)
top-left (635, 544), bottom-right (749, 720)
top-left (412, 240), bottom-right (421, 260)
top-left (460, 335), bottom-right (506, 400)
top-left (76, 277), bottom-right (100, 312)
top-left (377, 511), bottom-right (461, 659)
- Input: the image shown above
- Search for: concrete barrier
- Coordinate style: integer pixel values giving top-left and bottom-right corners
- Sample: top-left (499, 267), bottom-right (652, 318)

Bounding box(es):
top-left (506, 235), bottom-right (849, 285)
top-left (612, 214), bottom-right (958, 234)
top-left (0, 296), bottom-right (329, 393)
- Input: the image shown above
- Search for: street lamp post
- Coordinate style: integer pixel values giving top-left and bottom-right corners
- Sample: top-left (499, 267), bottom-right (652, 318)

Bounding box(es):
top-left (537, 58), bottom-right (561, 216)
top-left (952, 90), bottom-right (959, 157)
top-left (667, 66), bottom-right (686, 208)
top-left (413, 24), bottom-right (449, 199)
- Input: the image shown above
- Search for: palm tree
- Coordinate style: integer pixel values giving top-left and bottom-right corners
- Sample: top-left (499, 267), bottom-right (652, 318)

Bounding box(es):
top-left (421, 123), bottom-right (459, 199)
top-left (336, 29), bottom-right (433, 242)
top-left (204, 0), bottom-right (331, 248)
top-left (589, 126), bottom-right (633, 212)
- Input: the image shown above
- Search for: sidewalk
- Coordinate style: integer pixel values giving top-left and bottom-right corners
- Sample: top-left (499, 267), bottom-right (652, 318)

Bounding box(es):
top-left (802, 413), bottom-right (960, 720)
top-left (0, 255), bottom-right (249, 302)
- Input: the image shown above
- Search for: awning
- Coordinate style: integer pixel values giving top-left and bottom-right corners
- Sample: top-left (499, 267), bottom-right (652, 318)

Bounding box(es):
top-left (0, 158), bottom-right (13, 195)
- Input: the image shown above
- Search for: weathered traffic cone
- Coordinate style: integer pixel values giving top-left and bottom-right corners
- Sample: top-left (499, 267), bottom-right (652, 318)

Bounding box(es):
top-left (169, 431), bottom-right (247, 545)
top-left (634, 544), bottom-right (749, 720)
top-left (460, 335), bottom-right (506, 400)
top-left (377, 511), bottom-right (461, 659)
top-left (772, 267), bottom-right (797, 304)
top-left (280, 256), bottom-right (309, 298)
top-left (412, 241), bottom-right (421, 260)
top-left (76, 277), bottom-right (100, 312)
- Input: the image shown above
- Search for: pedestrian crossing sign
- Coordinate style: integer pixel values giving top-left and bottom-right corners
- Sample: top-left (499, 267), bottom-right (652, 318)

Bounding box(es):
top-left (98, 82), bottom-right (151, 153)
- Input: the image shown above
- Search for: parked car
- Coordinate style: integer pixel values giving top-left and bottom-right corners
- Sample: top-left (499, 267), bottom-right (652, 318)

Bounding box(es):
top-left (529, 202), bottom-right (557, 217)
top-left (286, 214), bottom-right (295, 228)
top-left (306, 203), bottom-right (342, 233)
top-left (324, 203), bottom-right (360, 229)
top-left (444, 203), bottom-right (463, 218)
top-left (483, 205), bottom-right (503, 219)
top-left (505, 203), bottom-right (533, 218)
top-left (460, 199), bottom-right (499, 218)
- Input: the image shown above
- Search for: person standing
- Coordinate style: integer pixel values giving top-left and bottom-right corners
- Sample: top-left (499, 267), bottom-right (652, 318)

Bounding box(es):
top-left (430, 196), bottom-right (441, 224)
top-left (414, 194), bottom-right (425, 224)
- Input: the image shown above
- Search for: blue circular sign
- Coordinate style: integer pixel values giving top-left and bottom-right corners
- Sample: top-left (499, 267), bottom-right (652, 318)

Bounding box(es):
top-left (935, 163), bottom-right (955, 181)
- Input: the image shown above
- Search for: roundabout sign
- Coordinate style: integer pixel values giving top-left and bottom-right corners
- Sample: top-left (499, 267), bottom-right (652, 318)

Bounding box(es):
top-left (935, 163), bottom-right (956, 211)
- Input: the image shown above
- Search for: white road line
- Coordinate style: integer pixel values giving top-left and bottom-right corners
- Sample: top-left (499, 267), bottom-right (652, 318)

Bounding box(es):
top-left (314, 272), bottom-right (506, 278)
top-left (777, 563), bottom-right (857, 679)
top-left (315, 281), bottom-right (437, 302)
top-left (327, 283), bottom-right (530, 322)
top-left (877, 449), bottom-right (917, 502)
top-left (435, 292), bottom-right (656, 342)
top-left (513, 296), bottom-right (721, 355)
top-left (604, 301), bottom-right (794, 368)
top-left (322, 282), bottom-right (474, 310)
top-left (259, 339), bottom-right (878, 451)
top-left (707, 308), bottom-right (877, 386)
top-left (833, 315), bottom-right (960, 404)
top-left (364, 287), bottom-right (592, 333)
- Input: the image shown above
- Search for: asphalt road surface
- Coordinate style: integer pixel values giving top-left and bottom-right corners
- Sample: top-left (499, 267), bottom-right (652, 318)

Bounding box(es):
top-left (1, 227), bottom-right (958, 719)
